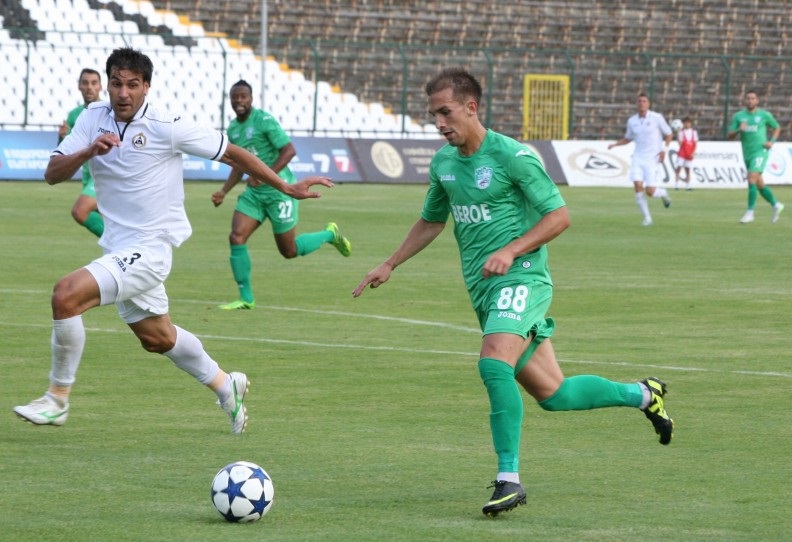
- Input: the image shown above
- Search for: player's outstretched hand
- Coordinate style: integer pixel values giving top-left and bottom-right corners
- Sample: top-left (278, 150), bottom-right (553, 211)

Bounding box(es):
top-left (288, 176), bottom-right (334, 199)
top-left (352, 263), bottom-right (393, 297)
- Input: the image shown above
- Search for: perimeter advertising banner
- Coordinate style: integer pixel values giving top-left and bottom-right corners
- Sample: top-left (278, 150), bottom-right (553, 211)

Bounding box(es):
top-left (0, 131), bottom-right (59, 180)
top-left (0, 131), bottom-right (361, 182)
top-left (553, 140), bottom-right (792, 188)
top-left (4, 129), bottom-right (792, 187)
top-left (349, 138), bottom-right (445, 183)
top-left (290, 137), bottom-right (362, 183)
top-left (348, 138), bottom-right (564, 184)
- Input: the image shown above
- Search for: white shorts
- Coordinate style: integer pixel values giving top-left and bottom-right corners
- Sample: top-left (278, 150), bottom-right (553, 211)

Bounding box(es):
top-left (629, 156), bottom-right (662, 186)
top-left (85, 240), bottom-right (173, 324)
top-left (675, 156), bottom-right (694, 168)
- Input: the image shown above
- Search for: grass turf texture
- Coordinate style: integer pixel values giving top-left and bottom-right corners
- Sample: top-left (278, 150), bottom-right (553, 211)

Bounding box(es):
top-left (1, 180), bottom-right (790, 541)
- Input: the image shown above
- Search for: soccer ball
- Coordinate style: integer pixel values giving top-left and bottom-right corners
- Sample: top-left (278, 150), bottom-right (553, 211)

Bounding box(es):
top-left (210, 461), bottom-right (274, 522)
top-left (670, 118), bottom-right (683, 131)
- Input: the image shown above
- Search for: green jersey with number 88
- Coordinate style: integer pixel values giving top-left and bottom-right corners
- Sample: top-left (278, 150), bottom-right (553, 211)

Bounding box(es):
top-left (421, 130), bottom-right (566, 310)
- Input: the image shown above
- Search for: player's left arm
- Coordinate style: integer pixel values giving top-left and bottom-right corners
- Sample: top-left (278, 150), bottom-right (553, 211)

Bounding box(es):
top-left (482, 206), bottom-right (569, 278)
top-left (766, 116), bottom-right (781, 149)
top-left (269, 142), bottom-right (297, 175)
top-left (658, 116), bottom-right (673, 161)
top-left (482, 153), bottom-right (570, 277)
top-left (659, 132), bottom-right (673, 162)
top-left (222, 143), bottom-right (332, 199)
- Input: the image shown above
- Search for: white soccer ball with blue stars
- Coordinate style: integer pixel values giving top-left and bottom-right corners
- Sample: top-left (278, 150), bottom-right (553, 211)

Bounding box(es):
top-left (211, 461), bottom-right (274, 522)
top-left (670, 118), bottom-right (683, 132)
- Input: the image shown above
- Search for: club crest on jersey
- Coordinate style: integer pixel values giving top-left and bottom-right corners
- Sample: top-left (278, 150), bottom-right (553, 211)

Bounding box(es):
top-left (132, 132), bottom-right (147, 149)
top-left (246, 127), bottom-right (255, 139)
top-left (475, 166), bottom-right (493, 189)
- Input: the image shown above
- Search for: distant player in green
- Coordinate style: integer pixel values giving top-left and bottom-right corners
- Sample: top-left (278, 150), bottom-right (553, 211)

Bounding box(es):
top-left (58, 68), bottom-right (104, 237)
top-left (727, 90), bottom-right (784, 224)
top-left (212, 80), bottom-right (351, 310)
top-left (353, 67), bottom-right (674, 518)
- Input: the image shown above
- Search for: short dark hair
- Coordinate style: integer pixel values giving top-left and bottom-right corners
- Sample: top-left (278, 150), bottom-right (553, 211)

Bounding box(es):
top-left (78, 68), bottom-right (101, 83)
top-left (425, 67), bottom-right (482, 104)
top-left (682, 116), bottom-right (692, 122)
top-left (106, 47), bottom-right (153, 83)
top-left (230, 79), bottom-right (253, 94)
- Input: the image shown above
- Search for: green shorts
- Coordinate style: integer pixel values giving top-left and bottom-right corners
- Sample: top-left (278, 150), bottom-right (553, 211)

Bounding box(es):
top-left (744, 151), bottom-right (769, 174)
top-left (475, 280), bottom-right (556, 374)
top-left (235, 185), bottom-right (299, 234)
top-left (81, 177), bottom-right (96, 198)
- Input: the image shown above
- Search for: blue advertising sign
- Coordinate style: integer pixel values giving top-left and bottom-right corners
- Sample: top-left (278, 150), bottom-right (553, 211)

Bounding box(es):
top-left (0, 130), bottom-right (59, 180)
top-left (290, 137), bottom-right (361, 182)
top-left (181, 136), bottom-right (361, 182)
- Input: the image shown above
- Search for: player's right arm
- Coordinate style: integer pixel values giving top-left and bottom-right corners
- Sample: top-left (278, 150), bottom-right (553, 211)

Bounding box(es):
top-left (57, 121), bottom-right (69, 143)
top-left (608, 137), bottom-right (631, 149)
top-left (211, 167), bottom-right (244, 207)
top-left (726, 114), bottom-right (742, 140)
top-left (45, 134), bottom-right (119, 184)
top-left (352, 218), bottom-right (446, 297)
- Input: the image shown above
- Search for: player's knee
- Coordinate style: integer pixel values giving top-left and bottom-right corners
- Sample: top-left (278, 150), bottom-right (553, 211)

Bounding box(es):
top-left (229, 232), bottom-right (246, 245)
top-left (138, 333), bottom-right (175, 353)
top-left (537, 379), bottom-right (568, 411)
top-left (51, 278), bottom-right (83, 316)
top-left (279, 247), bottom-right (298, 259)
top-left (71, 206), bottom-right (88, 223)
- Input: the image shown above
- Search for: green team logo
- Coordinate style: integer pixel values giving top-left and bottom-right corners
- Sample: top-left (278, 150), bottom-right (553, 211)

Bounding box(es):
top-left (475, 166), bottom-right (493, 189)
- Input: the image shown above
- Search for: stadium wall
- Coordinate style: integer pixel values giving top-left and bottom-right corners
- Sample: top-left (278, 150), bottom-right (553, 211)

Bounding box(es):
top-left (2, 130), bottom-right (790, 188)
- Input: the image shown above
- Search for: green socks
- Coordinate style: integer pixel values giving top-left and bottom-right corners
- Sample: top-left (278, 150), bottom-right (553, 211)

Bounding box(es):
top-left (538, 375), bottom-right (643, 411)
top-left (758, 185), bottom-right (777, 206)
top-left (83, 211), bottom-right (104, 237)
top-left (229, 244), bottom-right (254, 302)
top-left (478, 358), bottom-right (523, 473)
top-left (478, 360), bottom-right (645, 473)
top-left (747, 183), bottom-right (758, 210)
top-left (229, 230), bottom-right (335, 301)
top-left (295, 230), bottom-right (334, 256)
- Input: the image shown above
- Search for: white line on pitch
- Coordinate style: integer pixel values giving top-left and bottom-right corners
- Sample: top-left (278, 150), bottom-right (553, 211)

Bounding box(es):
top-left (2, 320), bottom-right (790, 379)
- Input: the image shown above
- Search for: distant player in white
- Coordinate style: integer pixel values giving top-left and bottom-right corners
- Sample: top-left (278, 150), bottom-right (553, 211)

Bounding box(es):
top-left (13, 48), bottom-right (333, 433)
top-left (609, 93), bottom-right (673, 226)
top-left (674, 117), bottom-right (698, 190)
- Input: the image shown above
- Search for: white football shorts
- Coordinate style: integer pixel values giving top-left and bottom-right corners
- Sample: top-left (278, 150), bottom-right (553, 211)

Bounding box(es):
top-left (629, 156), bottom-right (663, 187)
top-left (85, 240), bottom-right (173, 323)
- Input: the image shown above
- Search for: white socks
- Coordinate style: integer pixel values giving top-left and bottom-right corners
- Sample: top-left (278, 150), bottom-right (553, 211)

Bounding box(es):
top-left (638, 381), bottom-right (651, 410)
top-left (652, 187), bottom-right (669, 199)
top-left (50, 315), bottom-right (86, 387)
top-left (162, 325), bottom-right (221, 386)
top-left (497, 472), bottom-right (520, 484)
top-left (635, 192), bottom-right (651, 221)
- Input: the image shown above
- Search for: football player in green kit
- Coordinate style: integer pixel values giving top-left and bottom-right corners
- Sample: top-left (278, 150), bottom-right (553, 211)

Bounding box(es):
top-left (727, 90), bottom-right (784, 224)
top-left (212, 80), bottom-right (351, 310)
top-left (58, 68), bottom-right (104, 237)
top-left (353, 67), bottom-right (673, 517)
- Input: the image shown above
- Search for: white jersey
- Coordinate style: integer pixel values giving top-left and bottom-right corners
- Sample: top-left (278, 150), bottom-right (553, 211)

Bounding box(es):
top-left (624, 110), bottom-right (672, 160)
top-left (54, 99), bottom-right (228, 250)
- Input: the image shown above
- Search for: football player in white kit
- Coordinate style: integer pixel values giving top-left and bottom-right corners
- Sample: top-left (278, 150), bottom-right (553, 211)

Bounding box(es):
top-left (13, 48), bottom-right (333, 434)
top-left (609, 93), bottom-right (673, 226)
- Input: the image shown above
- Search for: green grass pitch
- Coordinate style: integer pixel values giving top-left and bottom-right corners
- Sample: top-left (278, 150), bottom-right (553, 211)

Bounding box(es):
top-left (1, 180), bottom-right (790, 541)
